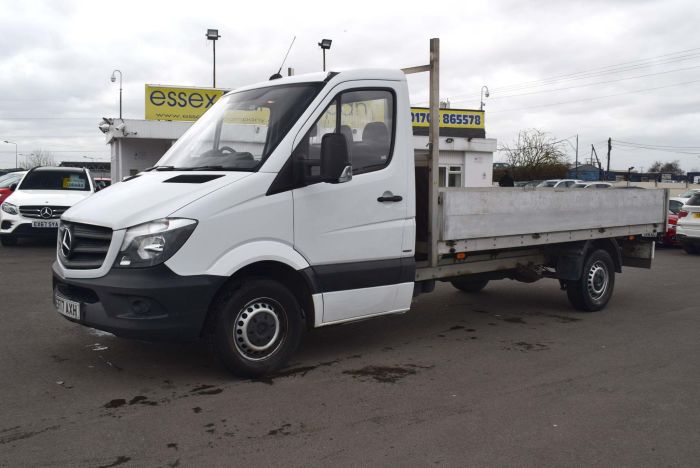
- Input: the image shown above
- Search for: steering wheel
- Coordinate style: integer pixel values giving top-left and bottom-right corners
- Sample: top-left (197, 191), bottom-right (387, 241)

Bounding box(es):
top-left (220, 146), bottom-right (237, 154)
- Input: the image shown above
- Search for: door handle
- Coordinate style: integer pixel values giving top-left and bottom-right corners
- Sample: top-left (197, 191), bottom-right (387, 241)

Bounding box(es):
top-left (377, 194), bottom-right (403, 202)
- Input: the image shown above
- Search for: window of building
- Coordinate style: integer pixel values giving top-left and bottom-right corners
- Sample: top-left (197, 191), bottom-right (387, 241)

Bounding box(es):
top-left (439, 165), bottom-right (463, 187)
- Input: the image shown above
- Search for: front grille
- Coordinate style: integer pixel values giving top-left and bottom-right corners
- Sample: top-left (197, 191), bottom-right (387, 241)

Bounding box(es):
top-left (19, 205), bottom-right (69, 219)
top-left (58, 221), bottom-right (113, 270)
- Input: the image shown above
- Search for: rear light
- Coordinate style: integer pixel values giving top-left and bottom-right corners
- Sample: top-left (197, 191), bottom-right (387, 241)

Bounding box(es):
top-left (678, 210), bottom-right (688, 218)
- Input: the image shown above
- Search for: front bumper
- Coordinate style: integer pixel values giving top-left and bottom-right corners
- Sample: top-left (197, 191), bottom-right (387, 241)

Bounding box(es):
top-left (1, 215), bottom-right (59, 238)
top-left (52, 262), bottom-right (226, 341)
top-left (677, 225), bottom-right (700, 246)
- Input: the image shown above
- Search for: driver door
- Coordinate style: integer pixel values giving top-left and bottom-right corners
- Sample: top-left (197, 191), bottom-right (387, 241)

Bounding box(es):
top-left (291, 82), bottom-right (414, 325)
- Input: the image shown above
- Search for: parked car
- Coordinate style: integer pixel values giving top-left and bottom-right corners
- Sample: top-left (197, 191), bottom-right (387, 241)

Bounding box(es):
top-left (0, 166), bottom-right (95, 246)
top-left (658, 211), bottom-right (680, 247)
top-left (0, 171), bottom-right (27, 204)
top-left (537, 179), bottom-right (584, 188)
top-left (677, 192), bottom-right (700, 254)
top-left (94, 177), bottom-right (112, 190)
top-left (572, 182), bottom-right (613, 189)
top-left (673, 188), bottom-right (700, 205)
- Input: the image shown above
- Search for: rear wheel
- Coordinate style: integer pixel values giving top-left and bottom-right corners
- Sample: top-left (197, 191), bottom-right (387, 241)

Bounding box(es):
top-left (0, 235), bottom-right (17, 247)
top-left (212, 279), bottom-right (303, 378)
top-left (566, 249), bottom-right (615, 312)
top-left (450, 277), bottom-right (489, 293)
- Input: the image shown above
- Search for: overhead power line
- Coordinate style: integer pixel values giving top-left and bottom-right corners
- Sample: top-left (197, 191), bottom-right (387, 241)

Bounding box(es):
top-left (490, 78), bottom-right (700, 113)
top-left (449, 64), bottom-right (700, 104)
top-left (490, 46), bottom-right (700, 93)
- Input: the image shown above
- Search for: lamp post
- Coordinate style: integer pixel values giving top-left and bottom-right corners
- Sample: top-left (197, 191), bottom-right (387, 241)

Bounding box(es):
top-left (2, 140), bottom-right (17, 169)
top-left (110, 70), bottom-right (122, 119)
top-left (318, 39), bottom-right (332, 72)
top-left (206, 29), bottom-right (221, 87)
top-left (627, 166), bottom-right (634, 187)
top-left (480, 85), bottom-right (490, 111)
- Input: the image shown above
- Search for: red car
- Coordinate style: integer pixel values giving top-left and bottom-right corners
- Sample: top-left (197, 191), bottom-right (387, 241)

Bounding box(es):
top-left (0, 171), bottom-right (26, 204)
top-left (658, 210), bottom-right (679, 247)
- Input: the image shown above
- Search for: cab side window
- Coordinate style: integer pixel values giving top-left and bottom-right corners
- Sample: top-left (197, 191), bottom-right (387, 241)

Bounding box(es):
top-left (340, 90), bottom-right (394, 174)
top-left (291, 89), bottom-right (394, 184)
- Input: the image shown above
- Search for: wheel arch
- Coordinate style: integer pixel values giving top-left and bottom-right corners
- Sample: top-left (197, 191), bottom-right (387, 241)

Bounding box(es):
top-left (201, 260), bottom-right (318, 338)
top-left (553, 238), bottom-right (622, 281)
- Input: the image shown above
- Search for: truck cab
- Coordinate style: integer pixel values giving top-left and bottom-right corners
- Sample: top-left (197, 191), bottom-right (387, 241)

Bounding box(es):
top-left (53, 70), bottom-right (417, 375)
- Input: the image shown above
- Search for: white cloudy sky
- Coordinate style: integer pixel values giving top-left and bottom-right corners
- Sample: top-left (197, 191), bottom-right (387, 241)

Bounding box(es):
top-left (1, 0), bottom-right (700, 172)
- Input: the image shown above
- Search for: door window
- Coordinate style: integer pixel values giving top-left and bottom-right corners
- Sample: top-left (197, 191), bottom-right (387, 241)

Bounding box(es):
top-left (340, 90), bottom-right (394, 174)
top-left (291, 88), bottom-right (394, 184)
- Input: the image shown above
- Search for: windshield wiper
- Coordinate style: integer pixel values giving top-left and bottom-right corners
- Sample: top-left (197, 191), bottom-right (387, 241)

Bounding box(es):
top-left (179, 165), bottom-right (248, 171)
top-left (144, 165), bottom-right (176, 172)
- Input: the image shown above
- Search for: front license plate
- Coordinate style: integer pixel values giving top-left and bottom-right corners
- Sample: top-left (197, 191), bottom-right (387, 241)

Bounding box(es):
top-left (55, 292), bottom-right (81, 320)
top-left (31, 220), bottom-right (59, 228)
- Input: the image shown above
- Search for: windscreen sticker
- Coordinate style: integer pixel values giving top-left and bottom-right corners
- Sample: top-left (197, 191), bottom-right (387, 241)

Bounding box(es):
top-left (62, 175), bottom-right (86, 189)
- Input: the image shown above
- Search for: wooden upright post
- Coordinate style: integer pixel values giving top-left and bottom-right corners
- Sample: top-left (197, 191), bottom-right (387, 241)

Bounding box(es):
top-left (428, 38), bottom-right (440, 267)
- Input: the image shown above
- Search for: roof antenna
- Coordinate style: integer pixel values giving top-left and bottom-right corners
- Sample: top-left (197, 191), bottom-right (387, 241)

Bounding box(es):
top-left (270, 36), bottom-right (296, 80)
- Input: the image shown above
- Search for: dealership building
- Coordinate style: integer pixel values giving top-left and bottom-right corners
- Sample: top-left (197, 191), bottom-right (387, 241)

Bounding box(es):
top-left (101, 83), bottom-right (497, 187)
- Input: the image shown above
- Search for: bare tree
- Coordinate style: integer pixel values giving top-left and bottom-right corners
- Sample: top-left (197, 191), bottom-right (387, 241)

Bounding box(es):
top-left (648, 160), bottom-right (683, 174)
top-left (23, 149), bottom-right (56, 169)
top-left (497, 129), bottom-right (569, 181)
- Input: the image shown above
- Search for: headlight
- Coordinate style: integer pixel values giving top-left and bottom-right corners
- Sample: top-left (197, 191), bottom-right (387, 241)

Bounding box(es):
top-left (115, 218), bottom-right (197, 268)
top-left (1, 202), bottom-right (18, 215)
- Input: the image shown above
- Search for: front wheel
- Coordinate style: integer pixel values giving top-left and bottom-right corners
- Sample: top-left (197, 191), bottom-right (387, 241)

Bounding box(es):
top-left (212, 279), bottom-right (303, 377)
top-left (565, 249), bottom-right (615, 312)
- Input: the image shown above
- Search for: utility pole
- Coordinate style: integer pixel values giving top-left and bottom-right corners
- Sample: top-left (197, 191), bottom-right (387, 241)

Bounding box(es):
top-left (606, 137), bottom-right (611, 181)
top-left (575, 134), bottom-right (579, 178)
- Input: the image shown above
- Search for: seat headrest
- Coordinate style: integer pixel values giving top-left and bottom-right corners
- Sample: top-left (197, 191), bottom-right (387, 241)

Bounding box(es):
top-left (362, 122), bottom-right (388, 143)
top-left (340, 125), bottom-right (354, 143)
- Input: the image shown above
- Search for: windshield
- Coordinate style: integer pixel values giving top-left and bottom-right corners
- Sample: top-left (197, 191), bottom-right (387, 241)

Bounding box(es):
top-left (541, 181), bottom-right (557, 187)
top-left (19, 170), bottom-right (90, 191)
top-left (0, 173), bottom-right (23, 188)
top-left (157, 83), bottom-right (322, 171)
top-left (679, 189), bottom-right (699, 198)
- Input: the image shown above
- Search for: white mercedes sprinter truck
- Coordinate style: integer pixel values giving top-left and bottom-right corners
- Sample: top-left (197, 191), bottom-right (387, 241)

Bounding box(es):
top-left (53, 61), bottom-right (666, 376)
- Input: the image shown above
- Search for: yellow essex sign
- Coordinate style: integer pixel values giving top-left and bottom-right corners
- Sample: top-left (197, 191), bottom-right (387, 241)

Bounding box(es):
top-left (145, 85), bottom-right (228, 121)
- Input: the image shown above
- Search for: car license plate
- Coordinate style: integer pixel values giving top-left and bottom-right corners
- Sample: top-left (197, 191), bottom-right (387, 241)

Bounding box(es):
top-left (54, 292), bottom-right (81, 320)
top-left (31, 220), bottom-right (59, 228)
top-left (642, 232), bottom-right (657, 238)
top-left (694, 213), bottom-right (700, 219)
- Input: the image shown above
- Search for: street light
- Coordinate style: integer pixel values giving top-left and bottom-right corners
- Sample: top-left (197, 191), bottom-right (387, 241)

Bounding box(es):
top-left (206, 29), bottom-right (221, 87)
top-left (318, 39), bottom-right (332, 72)
top-left (110, 70), bottom-right (123, 119)
top-left (2, 140), bottom-right (17, 169)
top-left (627, 166), bottom-right (635, 187)
top-left (480, 85), bottom-right (490, 111)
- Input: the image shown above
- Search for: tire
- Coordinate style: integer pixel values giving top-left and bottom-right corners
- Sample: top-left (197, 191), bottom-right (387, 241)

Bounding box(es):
top-left (0, 235), bottom-right (17, 247)
top-left (450, 277), bottom-right (489, 293)
top-left (683, 245), bottom-right (699, 254)
top-left (212, 278), bottom-right (303, 378)
top-left (566, 249), bottom-right (615, 312)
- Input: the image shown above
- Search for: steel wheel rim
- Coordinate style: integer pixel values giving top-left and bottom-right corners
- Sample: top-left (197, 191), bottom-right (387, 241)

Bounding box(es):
top-left (233, 298), bottom-right (286, 361)
top-left (587, 260), bottom-right (609, 301)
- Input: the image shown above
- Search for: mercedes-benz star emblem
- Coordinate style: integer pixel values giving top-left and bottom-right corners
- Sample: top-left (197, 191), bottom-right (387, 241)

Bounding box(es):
top-left (60, 228), bottom-right (72, 258)
top-left (40, 207), bottom-right (53, 219)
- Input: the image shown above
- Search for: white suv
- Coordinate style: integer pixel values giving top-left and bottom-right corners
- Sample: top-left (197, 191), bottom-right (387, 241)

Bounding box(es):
top-left (0, 167), bottom-right (95, 246)
top-left (677, 192), bottom-right (700, 254)
top-left (537, 179), bottom-right (585, 188)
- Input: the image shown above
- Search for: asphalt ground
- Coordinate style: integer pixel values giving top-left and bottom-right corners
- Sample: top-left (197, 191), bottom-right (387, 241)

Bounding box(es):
top-left (1, 240), bottom-right (699, 467)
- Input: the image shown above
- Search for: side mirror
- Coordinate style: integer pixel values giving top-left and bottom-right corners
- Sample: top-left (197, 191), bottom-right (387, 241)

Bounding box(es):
top-left (9, 183), bottom-right (17, 191)
top-left (320, 133), bottom-right (352, 184)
